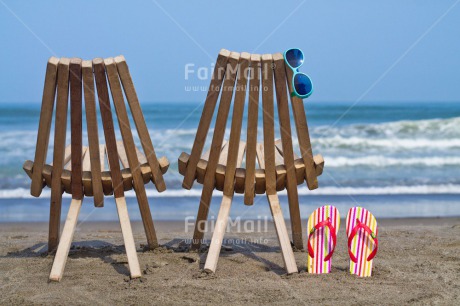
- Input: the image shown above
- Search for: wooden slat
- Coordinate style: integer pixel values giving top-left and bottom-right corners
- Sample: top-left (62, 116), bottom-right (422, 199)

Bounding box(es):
top-left (22, 161), bottom-right (37, 180)
top-left (273, 53), bottom-right (303, 249)
top-left (64, 145), bottom-right (88, 171)
top-left (105, 57), bottom-right (158, 249)
top-left (93, 58), bottom-right (144, 278)
top-left (267, 194), bottom-right (298, 274)
top-left (223, 52), bottom-right (250, 196)
top-left (215, 141), bottom-right (247, 192)
top-left (178, 153), bottom-right (188, 176)
top-left (135, 146), bottom-right (148, 164)
top-left (93, 58), bottom-right (125, 199)
top-left (64, 148), bottom-right (87, 195)
top-left (191, 52), bottom-right (240, 250)
top-left (274, 141), bottom-right (284, 166)
top-left (61, 170), bottom-right (71, 194)
top-left (81, 147), bottom-right (90, 171)
top-left (82, 59), bottom-right (104, 207)
top-left (183, 49), bottom-right (231, 189)
top-left (117, 141), bottom-right (133, 192)
top-left (31, 57), bottom-right (59, 197)
top-left (284, 56), bottom-right (318, 190)
top-left (70, 58), bottom-right (83, 200)
top-left (114, 55), bottom-right (166, 192)
top-left (65, 159), bottom-right (72, 171)
top-left (275, 141), bottom-right (325, 185)
top-left (203, 194), bottom-right (233, 273)
top-left (313, 154), bottom-right (324, 175)
top-left (275, 139), bottom-right (305, 187)
top-left (197, 141), bottom-right (226, 185)
top-left (82, 147), bottom-right (94, 197)
top-left (261, 54), bottom-right (277, 195)
top-left (48, 57), bottom-right (69, 252)
top-left (236, 141), bottom-right (246, 167)
top-left (117, 141), bottom-right (129, 168)
top-left (275, 140), bottom-right (301, 185)
top-left (217, 142), bottom-right (229, 165)
top-left (121, 168), bottom-right (134, 191)
top-left (115, 197), bottom-right (142, 278)
top-left (196, 148), bottom-right (211, 184)
top-left (100, 143), bottom-right (113, 196)
top-left (234, 141), bottom-right (246, 194)
top-left (234, 169), bottom-right (246, 194)
top-left (101, 172), bottom-right (113, 196)
top-left (135, 146), bottom-right (153, 183)
top-left (77, 150), bottom-right (89, 193)
top-left (256, 142), bottom-right (265, 169)
top-left (81, 147), bottom-right (93, 196)
top-left (244, 54), bottom-right (261, 205)
top-left (62, 145), bottom-right (72, 167)
top-left (274, 143), bottom-right (286, 191)
top-left (49, 198), bottom-right (82, 282)
top-left (214, 142), bottom-right (229, 191)
top-left (255, 143), bottom-right (266, 194)
top-left (99, 144), bottom-right (107, 170)
top-left (206, 145), bottom-right (248, 274)
top-left (42, 164), bottom-right (52, 187)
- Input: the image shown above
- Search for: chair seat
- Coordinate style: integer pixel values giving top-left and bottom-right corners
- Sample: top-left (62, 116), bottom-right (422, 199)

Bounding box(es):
top-left (178, 139), bottom-right (323, 194)
top-left (23, 141), bottom-right (169, 197)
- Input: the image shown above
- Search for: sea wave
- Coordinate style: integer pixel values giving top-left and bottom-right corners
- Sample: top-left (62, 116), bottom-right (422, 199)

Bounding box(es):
top-left (2, 184), bottom-right (459, 199)
top-left (313, 137), bottom-right (460, 150)
top-left (326, 156), bottom-right (460, 167)
top-left (0, 117), bottom-right (460, 178)
top-left (313, 116), bottom-right (460, 139)
top-left (1, 116), bottom-right (459, 159)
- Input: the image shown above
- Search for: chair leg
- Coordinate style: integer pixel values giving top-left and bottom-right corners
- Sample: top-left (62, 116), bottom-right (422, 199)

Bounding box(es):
top-left (204, 194), bottom-right (233, 273)
top-left (48, 195), bottom-right (62, 252)
top-left (266, 194), bottom-right (298, 274)
top-left (49, 198), bottom-right (82, 282)
top-left (191, 187), bottom-right (213, 250)
top-left (115, 197), bottom-right (142, 278)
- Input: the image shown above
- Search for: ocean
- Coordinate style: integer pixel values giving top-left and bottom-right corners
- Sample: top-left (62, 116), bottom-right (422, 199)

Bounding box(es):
top-left (0, 101), bottom-right (459, 222)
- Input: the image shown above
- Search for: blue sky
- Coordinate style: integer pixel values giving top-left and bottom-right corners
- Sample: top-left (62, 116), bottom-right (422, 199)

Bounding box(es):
top-left (0, 0), bottom-right (459, 104)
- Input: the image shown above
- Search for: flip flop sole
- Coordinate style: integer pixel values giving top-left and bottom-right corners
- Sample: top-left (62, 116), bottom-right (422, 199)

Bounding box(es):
top-left (346, 207), bottom-right (378, 277)
top-left (307, 205), bottom-right (340, 274)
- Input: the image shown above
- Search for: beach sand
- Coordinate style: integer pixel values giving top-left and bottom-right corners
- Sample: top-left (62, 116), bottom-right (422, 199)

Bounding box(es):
top-left (0, 218), bottom-right (459, 305)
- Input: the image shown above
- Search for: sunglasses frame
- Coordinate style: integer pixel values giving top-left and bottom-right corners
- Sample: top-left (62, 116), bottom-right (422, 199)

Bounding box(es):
top-left (283, 48), bottom-right (313, 99)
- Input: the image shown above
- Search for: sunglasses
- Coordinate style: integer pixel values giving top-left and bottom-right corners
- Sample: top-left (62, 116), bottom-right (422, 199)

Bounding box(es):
top-left (284, 48), bottom-right (313, 99)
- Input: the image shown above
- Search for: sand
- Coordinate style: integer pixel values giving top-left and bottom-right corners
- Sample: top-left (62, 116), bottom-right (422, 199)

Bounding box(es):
top-left (0, 217), bottom-right (459, 305)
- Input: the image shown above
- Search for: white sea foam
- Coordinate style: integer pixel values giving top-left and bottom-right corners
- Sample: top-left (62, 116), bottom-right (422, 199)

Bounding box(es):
top-left (314, 116), bottom-right (460, 139)
top-left (326, 156), bottom-right (460, 167)
top-left (2, 184), bottom-right (459, 199)
top-left (314, 137), bottom-right (460, 150)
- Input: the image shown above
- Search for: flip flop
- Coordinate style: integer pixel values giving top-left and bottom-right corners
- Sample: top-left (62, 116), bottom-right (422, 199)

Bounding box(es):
top-left (306, 205), bottom-right (340, 274)
top-left (346, 207), bottom-right (379, 277)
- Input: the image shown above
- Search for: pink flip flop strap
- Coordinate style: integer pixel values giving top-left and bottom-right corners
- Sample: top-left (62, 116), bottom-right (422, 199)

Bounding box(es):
top-left (307, 217), bottom-right (337, 262)
top-left (348, 218), bottom-right (378, 263)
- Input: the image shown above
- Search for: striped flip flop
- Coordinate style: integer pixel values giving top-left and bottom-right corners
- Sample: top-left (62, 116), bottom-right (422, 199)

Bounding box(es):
top-left (306, 205), bottom-right (340, 274)
top-left (346, 207), bottom-right (379, 277)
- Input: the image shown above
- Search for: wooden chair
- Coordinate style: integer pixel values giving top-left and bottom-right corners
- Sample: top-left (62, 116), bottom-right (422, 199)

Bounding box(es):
top-left (23, 56), bottom-right (169, 281)
top-left (178, 49), bottom-right (324, 274)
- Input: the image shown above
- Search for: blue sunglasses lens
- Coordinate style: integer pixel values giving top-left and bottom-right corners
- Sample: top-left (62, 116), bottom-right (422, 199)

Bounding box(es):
top-left (285, 49), bottom-right (304, 69)
top-left (294, 73), bottom-right (312, 96)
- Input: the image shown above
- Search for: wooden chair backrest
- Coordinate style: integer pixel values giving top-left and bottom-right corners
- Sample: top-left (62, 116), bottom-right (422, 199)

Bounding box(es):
top-left (180, 49), bottom-right (322, 205)
top-left (27, 56), bottom-right (167, 207)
